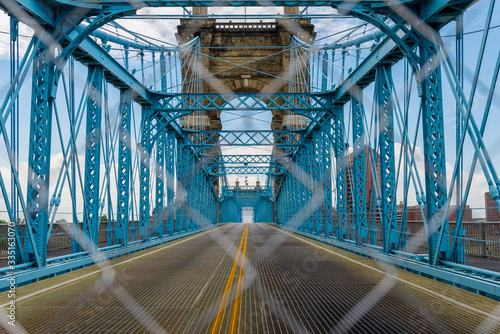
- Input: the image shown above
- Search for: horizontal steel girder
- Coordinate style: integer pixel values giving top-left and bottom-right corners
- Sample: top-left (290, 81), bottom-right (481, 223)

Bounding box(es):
top-left (206, 165), bottom-right (284, 176)
top-left (54, 0), bottom-right (414, 9)
top-left (184, 130), bottom-right (304, 147)
top-left (200, 154), bottom-right (289, 165)
top-left (155, 93), bottom-right (331, 112)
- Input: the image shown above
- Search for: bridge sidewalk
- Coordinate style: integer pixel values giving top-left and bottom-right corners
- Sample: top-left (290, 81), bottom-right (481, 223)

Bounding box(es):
top-left (1, 223), bottom-right (499, 333)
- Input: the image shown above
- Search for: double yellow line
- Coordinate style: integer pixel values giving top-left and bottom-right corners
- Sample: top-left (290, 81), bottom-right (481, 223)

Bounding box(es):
top-left (211, 224), bottom-right (249, 334)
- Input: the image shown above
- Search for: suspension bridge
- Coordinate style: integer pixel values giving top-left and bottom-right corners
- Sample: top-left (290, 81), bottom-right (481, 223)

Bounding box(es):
top-left (0, 0), bottom-right (500, 333)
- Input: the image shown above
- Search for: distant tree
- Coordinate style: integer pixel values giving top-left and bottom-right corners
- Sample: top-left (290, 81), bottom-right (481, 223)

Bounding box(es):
top-left (100, 215), bottom-right (108, 222)
top-left (0, 219), bottom-right (8, 224)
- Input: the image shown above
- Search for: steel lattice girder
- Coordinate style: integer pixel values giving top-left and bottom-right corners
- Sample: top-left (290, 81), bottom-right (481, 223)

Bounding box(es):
top-left (184, 130), bottom-right (304, 147)
top-left (206, 166), bottom-right (284, 176)
top-left (351, 89), bottom-right (368, 245)
top-left (334, 108), bottom-right (348, 240)
top-left (200, 154), bottom-right (289, 165)
top-left (54, 0), bottom-right (414, 10)
top-left (420, 39), bottom-right (450, 265)
top-left (376, 65), bottom-right (399, 253)
top-left (116, 88), bottom-right (132, 246)
top-left (25, 40), bottom-right (56, 267)
top-left (138, 108), bottom-right (153, 240)
top-left (154, 129), bottom-right (166, 237)
top-left (165, 130), bottom-right (176, 235)
top-left (155, 93), bottom-right (331, 112)
top-left (82, 66), bottom-right (103, 252)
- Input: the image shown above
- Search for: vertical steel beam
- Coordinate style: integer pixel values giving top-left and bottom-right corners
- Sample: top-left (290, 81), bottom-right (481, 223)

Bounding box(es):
top-left (166, 129), bottom-right (175, 235)
top-left (313, 130), bottom-right (324, 235)
top-left (116, 88), bottom-right (132, 246)
top-left (376, 64), bottom-right (398, 252)
top-left (352, 89), bottom-right (367, 245)
top-left (25, 40), bottom-right (56, 266)
top-left (305, 137), bottom-right (314, 233)
top-left (160, 52), bottom-right (167, 92)
top-left (176, 143), bottom-right (190, 232)
top-left (296, 150), bottom-right (306, 231)
top-left (420, 39), bottom-right (450, 265)
top-left (82, 66), bottom-right (103, 252)
top-left (322, 51), bottom-right (329, 91)
top-left (154, 129), bottom-right (166, 237)
top-left (334, 107), bottom-right (348, 240)
top-left (323, 123), bottom-right (333, 237)
top-left (139, 107), bottom-right (152, 240)
top-left (454, 14), bottom-right (465, 264)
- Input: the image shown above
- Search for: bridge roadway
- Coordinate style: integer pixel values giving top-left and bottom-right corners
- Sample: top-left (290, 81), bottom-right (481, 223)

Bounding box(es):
top-left (2, 223), bottom-right (500, 333)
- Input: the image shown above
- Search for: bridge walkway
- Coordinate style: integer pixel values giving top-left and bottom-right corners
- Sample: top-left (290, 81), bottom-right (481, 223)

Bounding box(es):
top-left (2, 223), bottom-right (499, 333)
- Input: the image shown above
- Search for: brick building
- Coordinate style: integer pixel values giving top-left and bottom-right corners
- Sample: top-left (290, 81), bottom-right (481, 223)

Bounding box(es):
top-left (397, 202), bottom-right (472, 222)
top-left (485, 192), bottom-right (500, 221)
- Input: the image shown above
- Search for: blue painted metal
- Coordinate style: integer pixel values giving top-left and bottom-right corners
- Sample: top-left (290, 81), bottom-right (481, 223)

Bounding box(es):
top-left (376, 64), bottom-right (398, 253)
top-left (55, 0), bottom-right (409, 9)
top-left (176, 143), bottom-right (191, 232)
top-left (156, 93), bottom-right (330, 112)
top-left (139, 107), bottom-right (152, 240)
top-left (313, 130), bottom-right (324, 235)
top-left (25, 39), bottom-right (56, 266)
top-left (323, 125), bottom-right (333, 237)
top-left (154, 129), bottom-right (166, 237)
top-left (184, 130), bottom-right (304, 148)
top-left (82, 66), bottom-right (103, 253)
top-left (334, 107), bottom-right (348, 240)
top-left (420, 39), bottom-right (450, 265)
top-left (304, 138), bottom-right (314, 232)
top-left (116, 88), bottom-right (132, 246)
top-left (351, 89), bottom-right (368, 245)
top-left (166, 129), bottom-right (176, 235)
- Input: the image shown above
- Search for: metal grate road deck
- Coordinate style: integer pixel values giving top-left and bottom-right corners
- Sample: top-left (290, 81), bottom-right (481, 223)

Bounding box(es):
top-left (1, 223), bottom-right (499, 333)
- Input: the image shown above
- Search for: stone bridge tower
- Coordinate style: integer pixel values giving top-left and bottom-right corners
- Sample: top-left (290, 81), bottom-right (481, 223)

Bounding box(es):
top-left (176, 7), bottom-right (316, 131)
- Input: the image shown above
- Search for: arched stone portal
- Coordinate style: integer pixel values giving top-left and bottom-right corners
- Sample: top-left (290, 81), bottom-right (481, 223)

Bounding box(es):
top-left (176, 8), bottom-right (316, 131)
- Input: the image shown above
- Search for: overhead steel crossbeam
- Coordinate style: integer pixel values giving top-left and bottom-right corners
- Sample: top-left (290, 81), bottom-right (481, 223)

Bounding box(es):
top-left (206, 166), bottom-right (284, 176)
top-left (200, 154), bottom-right (289, 165)
top-left (55, 0), bottom-right (414, 9)
top-left (184, 130), bottom-right (304, 147)
top-left (222, 186), bottom-right (273, 196)
top-left (155, 93), bottom-right (331, 112)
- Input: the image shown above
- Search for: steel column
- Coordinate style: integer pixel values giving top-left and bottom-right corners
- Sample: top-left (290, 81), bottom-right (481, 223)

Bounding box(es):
top-left (116, 88), bottom-right (132, 246)
top-left (82, 66), bottom-right (104, 253)
top-left (313, 130), bottom-right (324, 234)
top-left (352, 89), bottom-right (368, 245)
top-left (166, 129), bottom-right (175, 234)
top-left (323, 123), bottom-right (333, 237)
top-left (334, 107), bottom-right (348, 240)
top-left (305, 138), bottom-right (314, 232)
top-left (138, 107), bottom-right (152, 240)
top-left (376, 64), bottom-right (398, 252)
top-left (154, 129), bottom-right (166, 237)
top-left (25, 40), bottom-right (56, 266)
top-left (420, 39), bottom-right (450, 265)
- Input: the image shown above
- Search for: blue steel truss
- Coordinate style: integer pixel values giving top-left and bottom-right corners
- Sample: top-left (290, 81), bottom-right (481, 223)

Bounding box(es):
top-left (376, 65), bottom-right (399, 252)
top-left (116, 88), bottom-right (132, 246)
top-left (1, 0), bottom-right (500, 301)
top-left (82, 66), bottom-right (103, 253)
top-left (25, 39), bottom-right (56, 266)
top-left (155, 93), bottom-right (330, 112)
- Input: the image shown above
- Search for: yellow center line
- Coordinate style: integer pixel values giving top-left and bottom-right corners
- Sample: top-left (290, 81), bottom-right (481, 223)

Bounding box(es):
top-left (210, 224), bottom-right (248, 334)
top-left (229, 223), bottom-right (248, 333)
